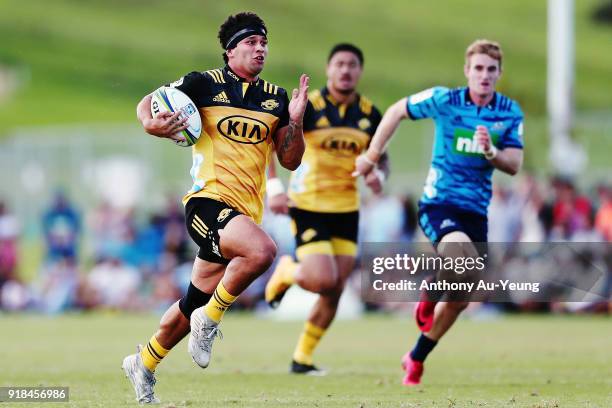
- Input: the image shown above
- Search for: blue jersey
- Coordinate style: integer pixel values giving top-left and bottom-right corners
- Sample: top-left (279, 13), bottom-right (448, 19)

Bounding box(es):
top-left (406, 86), bottom-right (524, 216)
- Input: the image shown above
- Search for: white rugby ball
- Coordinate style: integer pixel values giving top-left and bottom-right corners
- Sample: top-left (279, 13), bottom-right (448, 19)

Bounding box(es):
top-left (150, 87), bottom-right (202, 147)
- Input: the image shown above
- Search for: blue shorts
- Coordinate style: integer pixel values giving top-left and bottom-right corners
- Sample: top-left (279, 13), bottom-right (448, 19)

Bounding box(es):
top-left (418, 203), bottom-right (488, 245)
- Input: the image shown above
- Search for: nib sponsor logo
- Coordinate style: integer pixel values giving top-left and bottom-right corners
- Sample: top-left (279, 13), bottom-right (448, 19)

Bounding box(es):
top-left (453, 128), bottom-right (499, 156)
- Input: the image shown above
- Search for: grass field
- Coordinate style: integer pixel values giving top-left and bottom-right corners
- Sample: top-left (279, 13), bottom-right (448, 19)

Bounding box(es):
top-left (1, 313), bottom-right (611, 407)
top-left (1, 0), bottom-right (611, 130)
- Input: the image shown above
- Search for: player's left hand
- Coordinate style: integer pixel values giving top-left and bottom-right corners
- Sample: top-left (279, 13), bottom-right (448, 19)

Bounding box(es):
top-left (288, 74), bottom-right (310, 124)
top-left (475, 125), bottom-right (492, 152)
top-left (364, 168), bottom-right (385, 195)
top-left (352, 154), bottom-right (376, 177)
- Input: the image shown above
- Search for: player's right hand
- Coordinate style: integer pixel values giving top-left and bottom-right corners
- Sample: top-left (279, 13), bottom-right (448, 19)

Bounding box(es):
top-left (474, 125), bottom-right (492, 152)
top-left (267, 192), bottom-right (290, 215)
top-left (143, 111), bottom-right (189, 142)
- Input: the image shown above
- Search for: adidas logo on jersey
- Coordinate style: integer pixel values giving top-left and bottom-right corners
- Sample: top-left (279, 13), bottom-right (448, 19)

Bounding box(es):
top-left (440, 219), bottom-right (456, 229)
top-left (213, 91), bottom-right (231, 103)
top-left (212, 242), bottom-right (221, 257)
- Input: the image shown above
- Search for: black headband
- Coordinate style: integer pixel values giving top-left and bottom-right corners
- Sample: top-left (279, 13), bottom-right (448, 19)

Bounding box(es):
top-left (224, 25), bottom-right (267, 50)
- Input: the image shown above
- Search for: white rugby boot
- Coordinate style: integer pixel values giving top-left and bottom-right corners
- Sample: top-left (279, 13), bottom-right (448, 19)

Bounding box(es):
top-left (188, 307), bottom-right (223, 368)
top-left (122, 345), bottom-right (160, 404)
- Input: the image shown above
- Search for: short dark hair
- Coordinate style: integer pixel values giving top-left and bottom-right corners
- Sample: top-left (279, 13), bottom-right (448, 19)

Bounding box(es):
top-left (328, 43), bottom-right (364, 66)
top-left (218, 12), bottom-right (267, 64)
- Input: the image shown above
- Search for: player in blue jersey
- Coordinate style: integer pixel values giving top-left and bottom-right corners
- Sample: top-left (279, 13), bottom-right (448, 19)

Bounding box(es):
top-left (353, 39), bottom-right (524, 386)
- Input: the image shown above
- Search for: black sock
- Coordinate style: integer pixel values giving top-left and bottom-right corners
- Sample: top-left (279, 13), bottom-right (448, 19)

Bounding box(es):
top-left (410, 334), bottom-right (438, 362)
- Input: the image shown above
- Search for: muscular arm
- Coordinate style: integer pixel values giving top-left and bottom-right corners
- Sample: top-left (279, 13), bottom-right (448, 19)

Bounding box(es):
top-left (273, 74), bottom-right (309, 171)
top-left (488, 147), bottom-right (523, 175)
top-left (273, 120), bottom-right (305, 171)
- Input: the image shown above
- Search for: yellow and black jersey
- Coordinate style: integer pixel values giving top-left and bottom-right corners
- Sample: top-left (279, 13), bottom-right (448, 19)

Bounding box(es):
top-left (170, 66), bottom-right (289, 224)
top-left (288, 87), bottom-right (381, 213)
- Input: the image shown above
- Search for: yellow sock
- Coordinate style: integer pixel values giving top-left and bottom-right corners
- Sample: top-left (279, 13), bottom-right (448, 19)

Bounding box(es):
top-left (140, 335), bottom-right (170, 372)
top-left (292, 322), bottom-right (326, 365)
top-left (204, 281), bottom-right (238, 323)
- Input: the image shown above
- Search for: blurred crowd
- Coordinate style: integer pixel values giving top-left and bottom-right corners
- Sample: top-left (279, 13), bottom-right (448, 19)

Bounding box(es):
top-left (0, 190), bottom-right (193, 313)
top-left (0, 173), bottom-right (610, 314)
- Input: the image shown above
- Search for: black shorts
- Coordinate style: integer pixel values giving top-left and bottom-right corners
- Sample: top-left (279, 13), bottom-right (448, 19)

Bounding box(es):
top-left (185, 197), bottom-right (241, 265)
top-left (289, 207), bottom-right (359, 260)
top-left (418, 203), bottom-right (488, 245)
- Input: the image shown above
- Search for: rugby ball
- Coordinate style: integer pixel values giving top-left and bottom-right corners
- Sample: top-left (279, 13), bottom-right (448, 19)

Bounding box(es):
top-left (150, 87), bottom-right (202, 147)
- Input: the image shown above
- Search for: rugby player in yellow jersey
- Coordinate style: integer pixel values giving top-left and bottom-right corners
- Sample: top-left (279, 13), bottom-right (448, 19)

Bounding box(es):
top-left (265, 44), bottom-right (388, 375)
top-left (122, 12), bottom-right (309, 404)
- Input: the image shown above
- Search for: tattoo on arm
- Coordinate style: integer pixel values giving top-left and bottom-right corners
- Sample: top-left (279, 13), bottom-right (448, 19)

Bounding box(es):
top-left (280, 120), bottom-right (301, 154)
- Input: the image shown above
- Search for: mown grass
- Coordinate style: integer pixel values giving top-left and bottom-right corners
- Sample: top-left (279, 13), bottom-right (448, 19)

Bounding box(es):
top-left (1, 313), bottom-right (611, 407)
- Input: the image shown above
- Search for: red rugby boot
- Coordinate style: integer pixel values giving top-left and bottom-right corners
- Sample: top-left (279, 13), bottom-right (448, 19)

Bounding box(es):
top-left (401, 352), bottom-right (424, 386)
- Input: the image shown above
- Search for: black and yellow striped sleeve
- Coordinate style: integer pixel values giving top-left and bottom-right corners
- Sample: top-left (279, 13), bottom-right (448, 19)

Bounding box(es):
top-left (369, 104), bottom-right (382, 136)
top-left (168, 71), bottom-right (213, 107)
top-left (277, 88), bottom-right (290, 128)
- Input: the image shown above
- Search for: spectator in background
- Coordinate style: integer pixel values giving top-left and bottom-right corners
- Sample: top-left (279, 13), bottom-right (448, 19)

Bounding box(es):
top-left (516, 173), bottom-right (546, 242)
top-left (0, 200), bottom-right (29, 311)
top-left (89, 201), bottom-right (136, 263)
top-left (551, 176), bottom-right (593, 240)
top-left (595, 184), bottom-right (612, 241)
top-left (488, 184), bottom-right (522, 242)
top-left (149, 270), bottom-right (181, 312)
top-left (131, 213), bottom-right (165, 269)
top-left (571, 209), bottom-right (603, 242)
top-left (360, 193), bottom-right (404, 242)
top-left (42, 189), bottom-right (80, 263)
top-left (87, 250), bottom-right (141, 310)
top-left (0, 200), bottom-right (19, 287)
top-left (34, 257), bottom-right (80, 314)
top-left (158, 196), bottom-right (191, 265)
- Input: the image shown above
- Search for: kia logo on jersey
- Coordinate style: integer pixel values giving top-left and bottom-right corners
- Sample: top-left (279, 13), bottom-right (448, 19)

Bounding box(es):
top-left (217, 115), bottom-right (270, 144)
top-left (320, 135), bottom-right (363, 157)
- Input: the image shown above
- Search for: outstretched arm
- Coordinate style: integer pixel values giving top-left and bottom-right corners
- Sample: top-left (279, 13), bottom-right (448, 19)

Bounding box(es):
top-left (353, 97), bottom-right (408, 177)
top-left (273, 74), bottom-right (309, 171)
